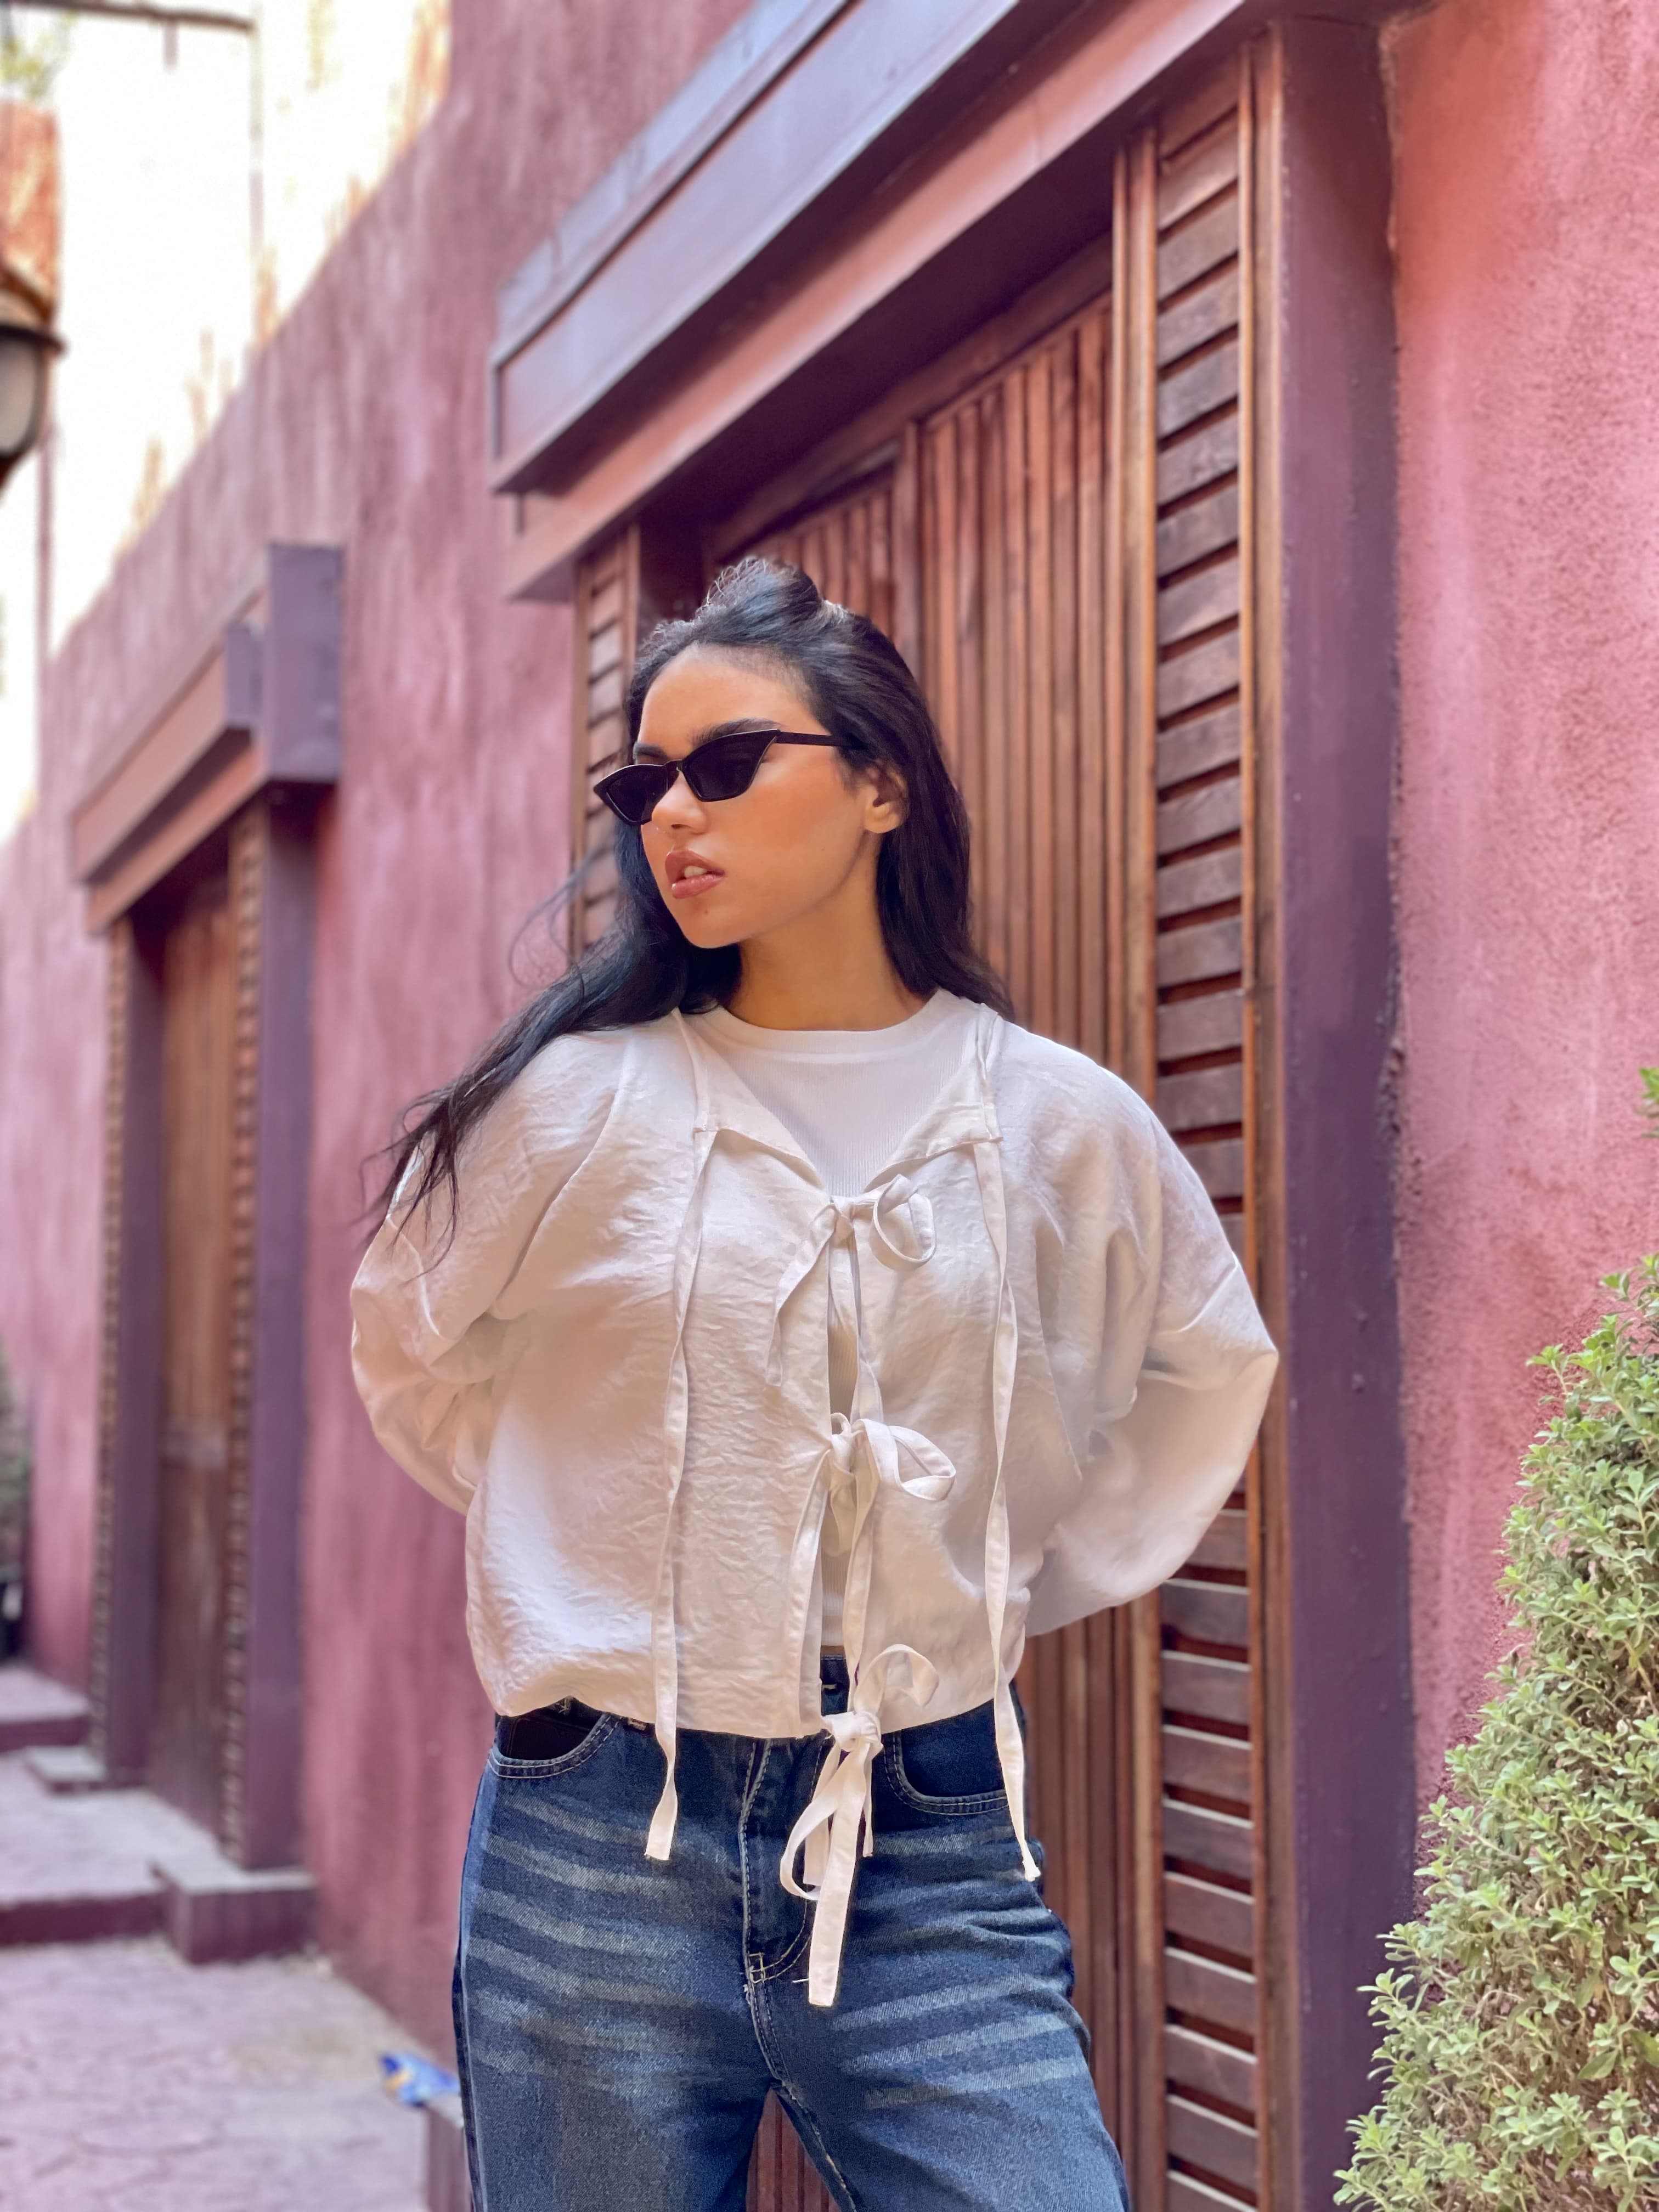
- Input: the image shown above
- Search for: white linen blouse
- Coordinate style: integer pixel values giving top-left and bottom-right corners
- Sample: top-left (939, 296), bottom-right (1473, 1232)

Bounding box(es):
top-left (349, 994), bottom-right (1277, 2005)
top-left (689, 989), bottom-right (993, 1642)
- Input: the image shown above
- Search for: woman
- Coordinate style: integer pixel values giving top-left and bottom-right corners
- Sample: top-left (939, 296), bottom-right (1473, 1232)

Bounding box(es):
top-left (352, 559), bottom-right (1277, 2211)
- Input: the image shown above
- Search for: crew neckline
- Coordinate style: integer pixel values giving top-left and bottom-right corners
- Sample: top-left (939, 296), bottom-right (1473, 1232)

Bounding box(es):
top-left (695, 990), bottom-right (963, 1059)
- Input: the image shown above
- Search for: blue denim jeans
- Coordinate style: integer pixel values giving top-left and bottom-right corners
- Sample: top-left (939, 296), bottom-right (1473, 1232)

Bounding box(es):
top-left (453, 1660), bottom-right (1130, 2210)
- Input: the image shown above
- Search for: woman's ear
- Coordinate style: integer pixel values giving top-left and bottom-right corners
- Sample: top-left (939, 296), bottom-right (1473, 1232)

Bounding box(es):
top-left (863, 761), bottom-right (909, 834)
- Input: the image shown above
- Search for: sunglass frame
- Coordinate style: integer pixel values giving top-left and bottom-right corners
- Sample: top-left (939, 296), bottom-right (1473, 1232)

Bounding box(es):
top-left (593, 728), bottom-right (842, 826)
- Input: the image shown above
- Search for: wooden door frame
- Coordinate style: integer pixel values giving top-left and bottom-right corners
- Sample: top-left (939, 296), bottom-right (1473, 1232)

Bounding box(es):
top-left (74, 545), bottom-right (342, 1871)
top-left (1244, 27), bottom-right (1413, 2207)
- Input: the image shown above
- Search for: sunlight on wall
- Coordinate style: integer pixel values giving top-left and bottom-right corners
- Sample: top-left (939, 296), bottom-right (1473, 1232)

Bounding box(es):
top-left (257, 0), bottom-right (450, 343)
top-left (0, 0), bottom-right (450, 839)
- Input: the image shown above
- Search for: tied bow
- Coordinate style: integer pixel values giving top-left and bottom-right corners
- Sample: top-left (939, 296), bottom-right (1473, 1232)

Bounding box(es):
top-left (781, 1644), bottom-right (940, 2008)
top-left (821, 1410), bottom-right (955, 1522)
top-left (805, 1412), bottom-right (956, 1700)
top-left (767, 1175), bottom-right (935, 1386)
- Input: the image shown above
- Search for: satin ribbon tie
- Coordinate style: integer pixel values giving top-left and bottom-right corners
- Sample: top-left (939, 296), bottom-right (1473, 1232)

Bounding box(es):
top-left (781, 1644), bottom-right (940, 2007)
top-left (821, 1409), bottom-right (956, 1509)
top-left (767, 1176), bottom-right (935, 1385)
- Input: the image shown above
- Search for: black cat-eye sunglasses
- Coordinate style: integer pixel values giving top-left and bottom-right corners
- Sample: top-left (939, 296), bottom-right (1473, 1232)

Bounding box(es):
top-left (593, 727), bottom-right (842, 826)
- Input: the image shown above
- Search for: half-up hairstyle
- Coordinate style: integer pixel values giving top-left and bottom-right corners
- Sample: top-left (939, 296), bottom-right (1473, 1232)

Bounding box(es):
top-left (374, 557), bottom-right (1011, 1231)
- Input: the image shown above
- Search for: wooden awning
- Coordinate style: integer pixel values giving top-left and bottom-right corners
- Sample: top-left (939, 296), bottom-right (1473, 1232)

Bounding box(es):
top-left (69, 544), bottom-right (342, 933)
top-left (486, 0), bottom-right (1297, 598)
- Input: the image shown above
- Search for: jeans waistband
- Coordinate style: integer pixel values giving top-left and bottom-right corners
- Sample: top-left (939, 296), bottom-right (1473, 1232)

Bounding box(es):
top-left (515, 1654), bottom-right (1015, 1742)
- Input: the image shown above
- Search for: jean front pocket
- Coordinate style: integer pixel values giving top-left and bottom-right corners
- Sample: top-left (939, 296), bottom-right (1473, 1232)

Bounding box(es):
top-left (487, 1703), bottom-right (619, 1779)
top-left (879, 1701), bottom-right (1010, 1826)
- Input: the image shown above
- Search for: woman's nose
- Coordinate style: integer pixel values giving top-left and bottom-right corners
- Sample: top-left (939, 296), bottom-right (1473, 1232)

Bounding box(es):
top-left (651, 767), bottom-right (706, 833)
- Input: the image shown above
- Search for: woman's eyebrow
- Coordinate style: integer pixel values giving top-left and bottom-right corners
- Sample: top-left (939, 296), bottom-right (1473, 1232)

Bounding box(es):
top-left (631, 718), bottom-right (776, 762)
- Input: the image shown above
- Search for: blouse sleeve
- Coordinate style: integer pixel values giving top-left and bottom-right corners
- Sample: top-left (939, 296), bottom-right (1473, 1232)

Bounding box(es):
top-left (1026, 1105), bottom-right (1278, 1631)
top-left (348, 1051), bottom-right (602, 1512)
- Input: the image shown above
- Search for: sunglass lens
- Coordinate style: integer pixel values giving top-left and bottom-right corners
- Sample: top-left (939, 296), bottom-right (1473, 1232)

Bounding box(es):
top-left (686, 731), bottom-right (773, 802)
top-left (595, 765), bottom-right (672, 824)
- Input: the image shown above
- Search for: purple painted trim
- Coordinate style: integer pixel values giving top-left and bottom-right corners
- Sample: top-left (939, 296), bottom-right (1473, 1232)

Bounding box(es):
top-left (99, 932), bottom-right (166, 1785)
top-left (263, 545), bottom-right (344, 785)
top-left (71, 543), bottom-right (340, 913)
top-left (1273, 22), bottom-right (1414, 2204)
top-left (238, 798), bottom-right (317, 1869)
top-left (493, 0), bottom-right (854, 357)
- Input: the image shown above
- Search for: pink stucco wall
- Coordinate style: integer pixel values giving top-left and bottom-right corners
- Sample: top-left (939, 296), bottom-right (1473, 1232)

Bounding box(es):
top-left (0, 0), bottom-right (751, 2049)
top-left (0, 675), bottom-right (103, 1691)
top-left (1389, 0), bottom-right (1659, 1798)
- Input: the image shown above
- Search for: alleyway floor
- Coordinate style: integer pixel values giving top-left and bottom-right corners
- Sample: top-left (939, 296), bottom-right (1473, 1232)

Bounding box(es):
top-left (0, 1935), bottom-right (428, 2209)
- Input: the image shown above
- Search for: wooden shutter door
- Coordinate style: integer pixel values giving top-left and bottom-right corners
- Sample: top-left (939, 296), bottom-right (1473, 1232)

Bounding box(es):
top-left (571, 524), bottom-right (707, 946)
top-left (149, 862), bottom-right (238, 1830)
top-left (740, 470), bottom-right (899, 638)
top-left (571, 530), bottom-right (639, 950)
top-left (139, 805), bottom-right (271, 1851)
top-left (1119, 66), bottom-right (1266, 2212)
top-left (916, 294), bottom-right (1128, 2115)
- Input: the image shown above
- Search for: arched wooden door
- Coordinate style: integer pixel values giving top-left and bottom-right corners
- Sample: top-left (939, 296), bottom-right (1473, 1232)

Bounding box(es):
top-left (570, 62), bottom-right (1269, 2212)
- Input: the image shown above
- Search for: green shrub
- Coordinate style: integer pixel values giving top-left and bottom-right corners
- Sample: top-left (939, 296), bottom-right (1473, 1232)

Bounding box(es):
top-left (1336, 1251), bottom-right (1659, 2211)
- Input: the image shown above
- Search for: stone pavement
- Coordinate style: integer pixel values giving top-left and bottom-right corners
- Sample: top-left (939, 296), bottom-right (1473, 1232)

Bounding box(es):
top-left (0, 1936), bottom-right (428, 2210)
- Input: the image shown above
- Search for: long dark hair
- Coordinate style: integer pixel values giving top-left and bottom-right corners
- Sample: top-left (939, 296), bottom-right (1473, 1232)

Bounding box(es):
top-left (374, 556), bottom-right (1011, 1229)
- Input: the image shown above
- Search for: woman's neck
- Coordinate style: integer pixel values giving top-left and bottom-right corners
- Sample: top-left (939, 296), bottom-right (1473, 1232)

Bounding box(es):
top-left (726, 916), bottom-right (925, 1034)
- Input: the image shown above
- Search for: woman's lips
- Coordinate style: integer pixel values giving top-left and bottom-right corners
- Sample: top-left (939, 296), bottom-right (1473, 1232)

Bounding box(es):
top-left (670, 869), bottom-right (725, 900)
top-left (667, 860), bottom-right (726, 900)
top-left (665, 849), bottom-right (725, 899)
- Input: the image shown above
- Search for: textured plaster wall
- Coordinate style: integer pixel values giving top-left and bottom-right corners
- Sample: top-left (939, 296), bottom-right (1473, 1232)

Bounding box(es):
top-left (0, 691), bottom-right (102, 1693)
top-left (1389, 0), bottom-right (1659, 1798)
top-left (0, 0), bottom-right (749, 2049)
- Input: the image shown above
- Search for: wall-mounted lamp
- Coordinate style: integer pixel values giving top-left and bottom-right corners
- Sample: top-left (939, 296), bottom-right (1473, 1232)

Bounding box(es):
top-left (0, 281), bottom-right (64, 493)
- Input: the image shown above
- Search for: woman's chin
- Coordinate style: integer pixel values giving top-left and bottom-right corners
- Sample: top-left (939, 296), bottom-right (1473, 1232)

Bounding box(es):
top-left (665, 900), bottom-right (746, 950)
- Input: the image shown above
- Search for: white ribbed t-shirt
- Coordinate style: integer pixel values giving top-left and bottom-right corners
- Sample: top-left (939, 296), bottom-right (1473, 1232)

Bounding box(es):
top-left (690, 989), bottom-right (977, 1643)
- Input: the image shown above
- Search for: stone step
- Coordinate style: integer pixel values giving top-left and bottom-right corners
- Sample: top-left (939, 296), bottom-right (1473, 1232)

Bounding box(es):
top-left (25, 1743), bottom-right (110, 1793)
top-left (155, 1850), bottom-right (315, 1965)
top-left (0, 1662), bottom-right (89, 1753)
top-left (0, 1881), bottom-right (163, 1946)
top-left (0, 1751), bottom-right (314, 1961)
